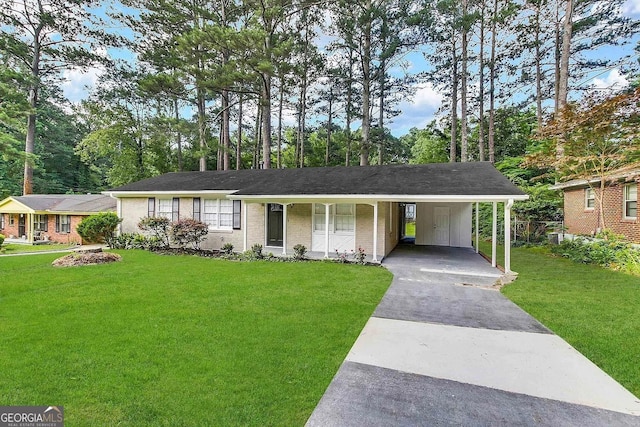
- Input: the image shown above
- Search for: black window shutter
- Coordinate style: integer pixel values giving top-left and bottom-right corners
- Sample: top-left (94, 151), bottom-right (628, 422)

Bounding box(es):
top-left (148, 198), bottom-right (155, 217)
top-left (43, 215), bottom-right (48, 232)
top-left (172, 198), bottom-right (180, 222)
top-left (233, 200), bottom-right (241, 230)
top-left (193, 198), bottom-right (201, 221)
top-left (56, 215), bottom-right (60, 233)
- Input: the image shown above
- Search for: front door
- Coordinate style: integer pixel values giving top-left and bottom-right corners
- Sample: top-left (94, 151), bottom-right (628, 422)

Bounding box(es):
top-left (433, 207), bottom-right (450, 246)
top-left (267, 204), bottom-right (283, 247)
top-left (18, 215), bottom-right (26, 238)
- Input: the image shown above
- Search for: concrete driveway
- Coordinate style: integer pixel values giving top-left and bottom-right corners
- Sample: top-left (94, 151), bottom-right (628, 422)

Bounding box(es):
top-left (307, 245), bottom-right (640, 426)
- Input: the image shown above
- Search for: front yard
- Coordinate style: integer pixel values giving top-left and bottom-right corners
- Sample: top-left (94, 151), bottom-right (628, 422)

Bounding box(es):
top-left (0, 250), bottom-right (392, 425)
top-left (482, 242), bottom-right (640, 398)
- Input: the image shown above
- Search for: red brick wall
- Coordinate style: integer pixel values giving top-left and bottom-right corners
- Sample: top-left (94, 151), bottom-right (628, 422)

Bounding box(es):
top-left (564, 183), bottom-right (639, 243)
top-left (0, 213), bottom-right (85, 244)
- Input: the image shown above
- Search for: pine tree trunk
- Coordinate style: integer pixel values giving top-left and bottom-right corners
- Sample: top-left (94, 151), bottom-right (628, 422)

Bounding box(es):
top-left (23, 30), bottom-right (42, 195)
top-left (174, 98), bottom-right (183, 171)
top-left (326, 86), bottom-right (332, 166)
top-left (197, 87), bottom-right (207, 171)
top-left (488, 0), bottom-right (498, 164)
top-left (478, 4), bottom-right (485, 162)
top-left (450, 37), bottom-right (458, 163)
top-left (236, 93), bottom-right (243, 170)
top-left (360, 1), bottom-right (372, 166)
top-left (261, 74), bottom-right (272, 169)
top-left (460, 0), bottom-right (469, 162)
top-left (222, 89), bottom-right (230, 170)
top-left (278, 82), bottom-right (284, 169)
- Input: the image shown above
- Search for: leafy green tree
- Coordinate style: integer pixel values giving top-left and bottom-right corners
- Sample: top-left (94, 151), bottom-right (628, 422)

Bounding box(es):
top-left (406, 124), bottom-right (450, 164)
top-left (0, 0), bottom-right (109, 194)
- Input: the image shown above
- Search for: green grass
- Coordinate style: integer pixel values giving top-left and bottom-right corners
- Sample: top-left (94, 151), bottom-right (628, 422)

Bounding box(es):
top-left (404, 221), bottom-right (416, 237)
top-left (479, 241), bottom-right (640, 397)
top-left (0, 250), bottom-right (392, 425)
top-left (0, 243), bottom-right (76, 255)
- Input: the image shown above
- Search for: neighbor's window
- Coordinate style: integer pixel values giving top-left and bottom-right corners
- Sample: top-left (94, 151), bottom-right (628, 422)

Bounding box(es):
top-left (585, 188), bottom-right (595, 209)
top-left (202, 199), bottom-right (233, 230)
top-left (624, 183), bottom-right (637, 219)
top-left (34, 214), bottom-right (48, 232)
top-left (9, 215), bottom-right (14, 226)
top-left (0, 214), bottom-right (4, 229)
top-left (56, 215), bottom-right (71, 233)
top-left (157, 198), bottom-right (173, 219)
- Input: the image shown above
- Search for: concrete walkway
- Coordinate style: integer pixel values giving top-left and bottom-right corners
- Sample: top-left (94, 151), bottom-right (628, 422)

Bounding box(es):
top-left (307, 245), bottom-right (640, 426)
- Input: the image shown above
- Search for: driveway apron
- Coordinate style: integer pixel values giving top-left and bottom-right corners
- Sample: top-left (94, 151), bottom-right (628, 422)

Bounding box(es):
top-left (307, 246), bottom-right (640, 426)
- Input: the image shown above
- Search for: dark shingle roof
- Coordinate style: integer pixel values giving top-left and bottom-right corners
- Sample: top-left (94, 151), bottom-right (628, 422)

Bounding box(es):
top-left (109, 163), bottom-right (526, 197)
top-left (13, 194), bottom-right (116, 212)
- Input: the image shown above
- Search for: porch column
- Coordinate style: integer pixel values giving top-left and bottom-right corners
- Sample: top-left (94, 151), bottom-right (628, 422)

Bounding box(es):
top-left (491, 202), bottom-right (497, 268)
top-left (282, 203), bottom-right (288, 256)
top-left (372, 202), bottom-right (378, 262)
top-left (475, 202), bottom-right (479, 254)
top-left (243, 201), bottom-right (248, 252)
top-left (504, 199), bottom-right (514, 273)
top-left (28, 213), bottom-right (33, 243)
top-left (324, 203), bottom-right (331, 258)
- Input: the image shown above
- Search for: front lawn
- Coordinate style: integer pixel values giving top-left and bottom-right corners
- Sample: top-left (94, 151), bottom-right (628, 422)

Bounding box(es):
top-left (0, 250), bottom-right (392, 425)
top-left (480, 242), bottom-right (640, 397)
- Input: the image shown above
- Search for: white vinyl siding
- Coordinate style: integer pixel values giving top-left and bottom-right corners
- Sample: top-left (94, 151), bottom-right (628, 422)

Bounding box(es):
top-left (203, 199), bottom-right (233, 230)
top-left (624, 184), bottom-right (637, 219)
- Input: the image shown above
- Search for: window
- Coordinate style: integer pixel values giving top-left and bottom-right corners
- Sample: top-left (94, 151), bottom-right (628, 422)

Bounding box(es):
top-left (585, 188), bottom-right (595, 209)
top-left (148, 198), bottom-right (155, 217)
top-left (202, 199), bottom-right (233, 230)
top-left (313, 204), bottom-right (355, 233)
top-left (9, 215), bottom-right (14, 226)
top-left (34, 214), bottom-right (48, 232)
top-left (0, 214), bottom-right (4, 230)
top-left (56, 215), bottom-right (71, 233)
top-left (157, 198), bottom-right (173, 219)
top-left (172, 197), bottom-right (180, 221)
top-left (624, 183), bottom-right (637, 219)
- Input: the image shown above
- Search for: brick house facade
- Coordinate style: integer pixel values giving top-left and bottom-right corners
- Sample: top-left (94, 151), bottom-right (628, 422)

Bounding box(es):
top-left (0, 195), bottom-right (116, 244)
top-left (553, 169), bottom-right (639, 243)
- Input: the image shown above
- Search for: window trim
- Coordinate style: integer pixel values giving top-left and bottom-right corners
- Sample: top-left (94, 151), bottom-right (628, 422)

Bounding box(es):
top-left (9, 215), bottom-right (14, 226)
top-left (0, 214), bottom-right (4, 230)
top-left (623, 183), bottom-right (637, 220)
top-left (585, 188), bottom-right (595, 210)
top-left (312, 203), bottom-right (356, 234)
top-left (157, 198), bottom-right (173, 220)
top-left (56, 215), bottom-right (71, 234)
top-left (34, 214), bottom-right (48, 232)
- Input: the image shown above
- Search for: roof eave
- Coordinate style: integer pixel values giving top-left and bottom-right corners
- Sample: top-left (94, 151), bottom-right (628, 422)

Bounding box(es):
top-left (228, 194), bottom-right (529, 203)
top-left (103, 190), bottom-right (238, 198)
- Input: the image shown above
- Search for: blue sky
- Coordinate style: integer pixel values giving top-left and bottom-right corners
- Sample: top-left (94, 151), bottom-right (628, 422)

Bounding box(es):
top-left (61, 0), bottom-right (640, 137)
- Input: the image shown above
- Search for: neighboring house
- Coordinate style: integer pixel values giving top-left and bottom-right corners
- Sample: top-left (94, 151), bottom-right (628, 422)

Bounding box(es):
top-left (105, 163), bottom-right (527, 272)
top-left (551, 167), bottom-right (639, 243)
top-left (0, 194), bottom-right (117, 244)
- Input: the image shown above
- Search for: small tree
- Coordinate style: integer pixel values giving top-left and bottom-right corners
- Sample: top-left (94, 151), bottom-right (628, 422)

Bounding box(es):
top-left (170, 219), bottom-right (209, 249)
top-left (137, 216), bottom-right (171, 248)
top-left (77, 213), bottom-right (122, 247)
top-left (528, 87), bottom-right (640, 232)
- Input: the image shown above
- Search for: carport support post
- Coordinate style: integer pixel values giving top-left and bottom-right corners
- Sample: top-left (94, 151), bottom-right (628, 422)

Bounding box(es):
top-left (372, 202), bottom-right (378, 262)
top-left (282, 204), bottom-right (288, 255)
top-left (475, 202), bottom-right (479, 254)
top-left (491, 202), bottom-right (497, 268)
top-left (324, 203), bottom-right (331, 258)
top-left (504, 199), bottom-right (514, 273)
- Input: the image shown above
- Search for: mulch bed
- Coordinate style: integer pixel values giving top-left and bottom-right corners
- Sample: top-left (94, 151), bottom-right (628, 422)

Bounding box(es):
top-left (52, 251), bottom-right (122, 267)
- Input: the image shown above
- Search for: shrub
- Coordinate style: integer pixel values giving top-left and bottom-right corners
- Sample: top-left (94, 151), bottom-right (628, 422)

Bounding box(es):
top-left (335, 249), bottom-right (351, 263)
top-left (76, 213), bottom-right (122, 248)
top-left (0, 233), bottom-right (4, 246)
top-left (170, 219), bottom-right (209, 249)
top-left (354, 247), bottom-right (367, 264)
top-left (111, 233), bottom-right (153, 250)
top-left (551, 236), bottom-right (640, 276)
top-left (221, 243), bottom-right (234, 255)
top-left (293, 244), bottom-right (307, 260)
top-left (251, 244), bottom-right (263, 259)
top-left (138, 216), bottom-right (171, 248)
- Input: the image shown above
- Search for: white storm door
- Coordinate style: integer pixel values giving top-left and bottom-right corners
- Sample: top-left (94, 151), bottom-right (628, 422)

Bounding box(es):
top-left (433, 207), bottom-right (450, 246)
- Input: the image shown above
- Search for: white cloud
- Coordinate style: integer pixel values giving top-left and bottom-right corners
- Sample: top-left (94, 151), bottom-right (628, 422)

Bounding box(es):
top-left (61, 66), bottom-right (104, 102)
top-left (391, 83), bottom-right (443, 136)
top-left (623, 0), bottom-right (640, 15)
top-left (590, 69), bottom-right (629, 91)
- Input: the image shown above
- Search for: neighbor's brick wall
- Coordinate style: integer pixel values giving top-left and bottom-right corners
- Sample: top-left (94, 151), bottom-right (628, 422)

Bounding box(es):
top-left (0, 213), bottom-right (84, 244)
top-left (564, 184), bottom-right (639, 243)
top-left (1, 214), bottom-right (20, 239)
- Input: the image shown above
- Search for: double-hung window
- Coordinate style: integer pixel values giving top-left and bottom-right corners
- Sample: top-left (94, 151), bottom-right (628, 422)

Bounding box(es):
top-left (0, 214), bottom-right (4, 230)
top-left (624, 183), bottom-right (637, 219)
top-left (313, 204), bottom-right (355, 233)
top-left (34, 214), bottom-right (48, 232)
top-left (56, 215), bottom-right (71, 233)
top-left (203, 199), bottom-right (234, 230)
top-left (585, 188), bottom-right (595, 210)
top-left (157, 198), bottom-right (173, 219)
